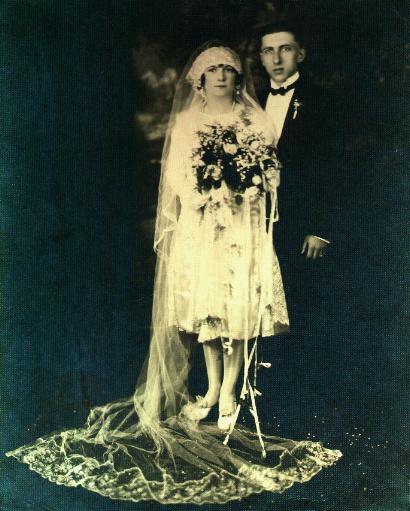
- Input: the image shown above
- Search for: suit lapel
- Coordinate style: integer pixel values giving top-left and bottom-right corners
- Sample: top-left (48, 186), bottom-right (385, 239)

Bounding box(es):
top-left (278, 78), bottom-right (308, 150)
top-left (259, 76), bottom-right (311, 151)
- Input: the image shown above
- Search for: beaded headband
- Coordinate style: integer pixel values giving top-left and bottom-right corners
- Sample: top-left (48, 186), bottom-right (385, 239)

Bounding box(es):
top-left (186, 46), bottom-right (242, 90)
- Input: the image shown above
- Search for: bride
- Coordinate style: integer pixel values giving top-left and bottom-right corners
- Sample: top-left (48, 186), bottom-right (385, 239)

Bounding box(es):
top-left (6, 42), bottom-right (341, 505)
top-left (165, 43), bottom-right (289, 432)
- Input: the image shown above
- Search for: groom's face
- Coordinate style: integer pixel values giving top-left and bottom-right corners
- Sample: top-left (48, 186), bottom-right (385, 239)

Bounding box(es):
top-left (260, 32), bottom-right (305, 84)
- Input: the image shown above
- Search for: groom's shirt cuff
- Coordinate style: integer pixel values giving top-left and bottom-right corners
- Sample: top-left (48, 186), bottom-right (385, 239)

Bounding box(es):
top-left (312, 235), bottom-right (330, 244)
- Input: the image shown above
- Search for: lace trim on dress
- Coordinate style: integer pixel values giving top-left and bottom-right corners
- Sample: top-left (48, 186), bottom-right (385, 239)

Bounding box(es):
top-left (6, 423), bottom-right (341, 505)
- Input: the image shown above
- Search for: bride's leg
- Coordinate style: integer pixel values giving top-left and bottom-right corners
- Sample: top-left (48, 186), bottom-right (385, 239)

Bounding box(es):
top-left (219, 340), bottom-right (244, 412)
top-left (202, 340), bottom-right (222, 407)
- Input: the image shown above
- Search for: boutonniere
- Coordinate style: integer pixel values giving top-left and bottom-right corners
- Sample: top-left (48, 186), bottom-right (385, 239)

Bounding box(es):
top-left (292, 99), bottom-right (302, 119)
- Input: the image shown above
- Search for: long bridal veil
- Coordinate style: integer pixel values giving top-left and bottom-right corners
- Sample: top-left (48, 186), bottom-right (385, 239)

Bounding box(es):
top-left (6, 41), bottom-right (341, 505)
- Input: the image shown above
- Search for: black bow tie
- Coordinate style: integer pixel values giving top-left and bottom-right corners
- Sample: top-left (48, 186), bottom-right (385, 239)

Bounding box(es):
top-left (269, 81), bottom-right (297, 96)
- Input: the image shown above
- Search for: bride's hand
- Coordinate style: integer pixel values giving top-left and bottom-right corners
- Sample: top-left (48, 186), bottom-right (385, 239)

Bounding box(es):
top-left (262, 167), bottom-right (280, 192)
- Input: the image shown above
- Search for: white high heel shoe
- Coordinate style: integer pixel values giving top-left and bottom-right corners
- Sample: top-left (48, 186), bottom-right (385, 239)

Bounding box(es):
top-left (217, 402), bottom-right (237, 432)
top-left (181, 396), bottom-right (212, 422)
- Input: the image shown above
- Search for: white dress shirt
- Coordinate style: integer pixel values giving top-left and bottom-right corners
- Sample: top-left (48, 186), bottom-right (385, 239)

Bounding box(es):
top-left (265, 72), bottom-right (299, 140)
top-left (265, 72), bottom-right (330, 245)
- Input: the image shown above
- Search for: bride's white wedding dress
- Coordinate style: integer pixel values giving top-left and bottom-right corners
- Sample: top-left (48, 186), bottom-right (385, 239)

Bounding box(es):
top-left (167, 107), bottom-right (289, 343)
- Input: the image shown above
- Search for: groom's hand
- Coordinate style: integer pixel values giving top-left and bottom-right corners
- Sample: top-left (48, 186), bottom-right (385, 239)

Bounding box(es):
top-left (301, 235), bottom-right (328, 259)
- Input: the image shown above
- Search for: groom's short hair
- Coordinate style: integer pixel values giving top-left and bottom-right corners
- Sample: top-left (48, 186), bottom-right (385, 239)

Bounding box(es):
top-left (258, 21), bottom-right (306, 49)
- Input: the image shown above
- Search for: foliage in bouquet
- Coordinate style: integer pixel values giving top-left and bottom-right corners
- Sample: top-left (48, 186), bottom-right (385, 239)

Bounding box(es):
top-left (191, 120), bottom-right (280, 201)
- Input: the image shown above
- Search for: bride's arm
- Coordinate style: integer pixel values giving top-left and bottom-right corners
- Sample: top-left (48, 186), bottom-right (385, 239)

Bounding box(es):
top-left (165, 116), bottom-right (208, 210)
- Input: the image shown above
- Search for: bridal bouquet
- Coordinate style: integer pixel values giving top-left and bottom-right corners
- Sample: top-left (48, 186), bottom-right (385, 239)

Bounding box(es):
top-left (191, 120), bottom-right (280, 203)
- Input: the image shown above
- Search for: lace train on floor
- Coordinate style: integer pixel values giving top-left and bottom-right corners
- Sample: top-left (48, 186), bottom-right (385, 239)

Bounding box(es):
top-left (6, 396), bottom-right (342, 505)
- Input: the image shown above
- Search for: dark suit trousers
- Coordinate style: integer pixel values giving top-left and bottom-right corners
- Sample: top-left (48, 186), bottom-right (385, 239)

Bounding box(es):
top-left (273, 223), bottom-right (332, 340)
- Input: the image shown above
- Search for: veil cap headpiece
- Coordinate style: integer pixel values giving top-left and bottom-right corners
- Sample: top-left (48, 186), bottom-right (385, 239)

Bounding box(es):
top-left (186, 46), bottom-right (243, 89)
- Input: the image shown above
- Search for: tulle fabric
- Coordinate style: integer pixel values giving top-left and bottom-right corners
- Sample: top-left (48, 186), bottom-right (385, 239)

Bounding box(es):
top-left (5, 42), bottom-right (342, 504)
top-left (5, 411), bottom-right (341, 504)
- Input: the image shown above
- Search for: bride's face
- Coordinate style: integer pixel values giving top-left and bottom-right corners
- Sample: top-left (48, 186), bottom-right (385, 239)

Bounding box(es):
top-left (203, 64), bottom-right (236, 99)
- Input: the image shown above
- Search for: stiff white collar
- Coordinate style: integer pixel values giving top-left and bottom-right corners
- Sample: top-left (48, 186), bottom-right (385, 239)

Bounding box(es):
top-left (270, 71), bottom-right (300, 90)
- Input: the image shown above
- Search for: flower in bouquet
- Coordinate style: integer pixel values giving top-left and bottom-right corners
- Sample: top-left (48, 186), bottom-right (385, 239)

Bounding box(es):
top-left (223, 143), bottom-right (238, 155)
top-left (192, 117), bottom-right (280, 203)
top-left (221, 130), bottom-right (238, 155)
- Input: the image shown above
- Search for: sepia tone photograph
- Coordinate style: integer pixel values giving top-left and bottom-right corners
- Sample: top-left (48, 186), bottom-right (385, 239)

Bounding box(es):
top-left (0, 1), bottom-right (408, 510)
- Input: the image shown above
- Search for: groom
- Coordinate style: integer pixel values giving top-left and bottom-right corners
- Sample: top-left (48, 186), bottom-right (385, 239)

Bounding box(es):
top-left (257, 21), bottom-right (340, 328)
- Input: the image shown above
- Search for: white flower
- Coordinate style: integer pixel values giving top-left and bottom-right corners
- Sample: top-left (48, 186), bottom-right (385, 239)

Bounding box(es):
top-left (192, 156), bottom-right (204, 166)
top-left (293, 99), bottom-right (303, 119)
top-left (245, 186), bottom-right (259, 197)
top-left (250, 140), bottom-right (260, 150)
top-left (223, 143), bottom-right (238, 155)
top-left (208, 165), bottom-right (222, 180)
top-left (252, 175), bottom-right (262, 185)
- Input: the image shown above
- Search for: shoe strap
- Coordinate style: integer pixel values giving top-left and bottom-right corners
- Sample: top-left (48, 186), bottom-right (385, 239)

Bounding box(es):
top-left (219, 402), bottom-right (237, 416)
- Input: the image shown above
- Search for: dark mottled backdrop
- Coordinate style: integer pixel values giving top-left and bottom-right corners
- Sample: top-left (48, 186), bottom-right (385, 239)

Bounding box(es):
top-left (0, 1), bottom-right (408, 510)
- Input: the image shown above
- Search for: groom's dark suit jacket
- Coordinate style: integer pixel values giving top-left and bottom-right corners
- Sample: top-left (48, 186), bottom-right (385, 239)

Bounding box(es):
top-left (258, 75), bottom-right (344, 323)
top-left (258, 74), bottom-right (342, 258)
